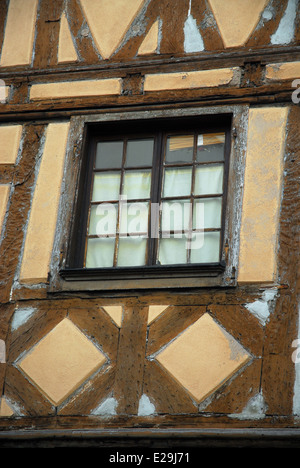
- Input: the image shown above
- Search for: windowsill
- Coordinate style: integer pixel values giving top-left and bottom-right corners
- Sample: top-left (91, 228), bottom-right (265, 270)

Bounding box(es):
top-left (50, 261), bottom-right (235, 292)
top-left (59, 262), bottom-right (226, 282)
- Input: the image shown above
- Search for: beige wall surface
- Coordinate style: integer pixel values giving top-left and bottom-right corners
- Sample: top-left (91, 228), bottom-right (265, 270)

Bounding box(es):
top-left (238, 106), bottom-right (289, 283)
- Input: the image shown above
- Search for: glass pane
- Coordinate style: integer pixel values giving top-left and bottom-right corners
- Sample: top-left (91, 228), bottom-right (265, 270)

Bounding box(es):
top-left (193, 197), bottom-right (222, 229)
top-left (122, 170), bottom-right (151, 199)
top-left (190, 231), bottom-right (220, 263)
top-left (158, 236), bottom-right (188, 265)
top-left (126, 139), bottom-right (154, 167)
top-left (165, 135), bottom-right (194, 164)
top-left (194, 164), bottom-right (223, 195)
top-left (161, 199), bottom-right (190, 233)
top-left (95, 141), bottom-right (123, 169)
top-left (88, 203), bottom-right (117, 236)
top-left (92, 172), bottom-right (121, 201)
top-left (197, 133), bottom-right (225, 162)
top-left (85, 237), bottom-right (115, 268)
top-left (119, 201), bottom-right (149, 234)
top-left (117, 236), bottom-right (147, 266)
top-left (163, 167), bottom-right (192, 198)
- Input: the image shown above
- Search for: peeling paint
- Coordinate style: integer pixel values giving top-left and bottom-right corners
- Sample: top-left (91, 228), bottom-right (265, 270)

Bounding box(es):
top-left (230, 392), bottom-right (266, 420)
top-left (261, 8), bottom-right (273, 21)
top-left (11, 306), bottom-right (37, 331)
top-left (271, 0), bottom-right (298, 45)
top-left (91, 397), bottom-right (118, 416)
top-left (138, 394), bottom-right (156, 416)
top-left (244, 288), bottom-right (278, 325)
top-left (256, 1), bottom-right (275, 28)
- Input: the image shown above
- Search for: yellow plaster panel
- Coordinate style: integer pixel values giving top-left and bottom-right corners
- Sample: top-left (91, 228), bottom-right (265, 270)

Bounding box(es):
top-left (19, 122), bottom-right (70, 284)
top-left (138, 20), bottom-right (159, 55)
top-left (238, 107), bottom-right (289, 284)
top-left (148, 305), bottom-right (169, 324)
top-left (18, 318), bottom-right (106, 406)
top-left (58, 12), bottom-right (78, 63)
top-left (0, 184), bottom-right (10, 236)
top-left (0, 0), bottom-right (38, 67)
top-left (144, 67), bottom-right (240, 92)
top-left (102, 306), bottom-right (123, 327)
top-left (0, 397), bottom-right (14, 417)
top-left (30, 79), bottom-right (122, 100)
top-left (265, 61), bottom-right (300, 81)
top-left (0, 125), bottom-right (22, 164)
top-left (80, 0), bottom-right (145, 59)
top-left (208, 0), bottom-right (268, 48)
top-left (156, 313), bottom-right (251, 403)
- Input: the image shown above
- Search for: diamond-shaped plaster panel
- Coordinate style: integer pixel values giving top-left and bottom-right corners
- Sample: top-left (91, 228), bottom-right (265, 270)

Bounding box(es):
top-left (17, 318), bottom-right (106, 406)
top-left (156, 313), bottom-right (251, 403)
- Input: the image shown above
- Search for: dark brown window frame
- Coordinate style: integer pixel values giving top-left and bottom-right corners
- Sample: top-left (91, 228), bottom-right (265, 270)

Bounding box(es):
top-left (60, 113), bottom-right (232, 283)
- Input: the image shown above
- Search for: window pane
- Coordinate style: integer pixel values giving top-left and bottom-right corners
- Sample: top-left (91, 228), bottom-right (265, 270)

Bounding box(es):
top-left (161, 199), bottom-right (190, 233)
top-left (126, 139), bottom-right (154, 167)
top-left (193, 197), bottom-right (222, 229)
top-left (163, 167), bottom-right (192, 198)
top-left (197, 133), bottom-right (225, 162)
top-left (117, 236), bottom-right (147, 266)
top-left (165, 135), bottom-right (194, 164)
top-left (194, 164), bottom-right (223, 195)
top-left (119, 201), bottom-right (149, 234)
top-left (88, 203), bottom-right (117, 236)
top-left (190, 231), bottom-right (220, 263)
top-left (122, 170), bottom-right (151, 199)
top-left (92, 172), bottom-right (121, 201)
top-left (95, 141), bottom-right (123, 169)
top-left (158, 236), bottom-right (188, 265)
top-left (85, 237), bottom-right (115, 268)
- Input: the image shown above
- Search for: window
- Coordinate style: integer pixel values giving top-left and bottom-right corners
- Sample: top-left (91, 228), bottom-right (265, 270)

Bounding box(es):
top-left (62, 115), bottom-right (232, 283)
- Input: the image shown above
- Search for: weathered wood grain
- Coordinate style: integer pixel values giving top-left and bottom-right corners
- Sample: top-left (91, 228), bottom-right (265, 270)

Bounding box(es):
top-left (204, 358), bottom-right (262, 414)
top-left (143, 360), bottom-right (198, 414)
top-left (0, 124), bottom-right (45, 304)
top-left (58, 365), bottom-right (116, 416)
top-left (5, 364), bottom-right (55, 417)
top-left (33, 0), bottom-right (65, 69)
top-left (68, 307), bottom-right (119, 361)
top-left (113, 305), bottom-right (148, 415)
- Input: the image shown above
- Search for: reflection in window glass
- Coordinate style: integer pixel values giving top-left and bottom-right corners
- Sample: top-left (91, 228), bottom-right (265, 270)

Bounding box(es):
top-left (197, 133), bottom-right (225, 162)
top-left (126, 139), bottom-right (154, 167)
top-left (95, 141), bottom-right (123, 169)
top-left (165, 135), bottom-right (194, 164)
